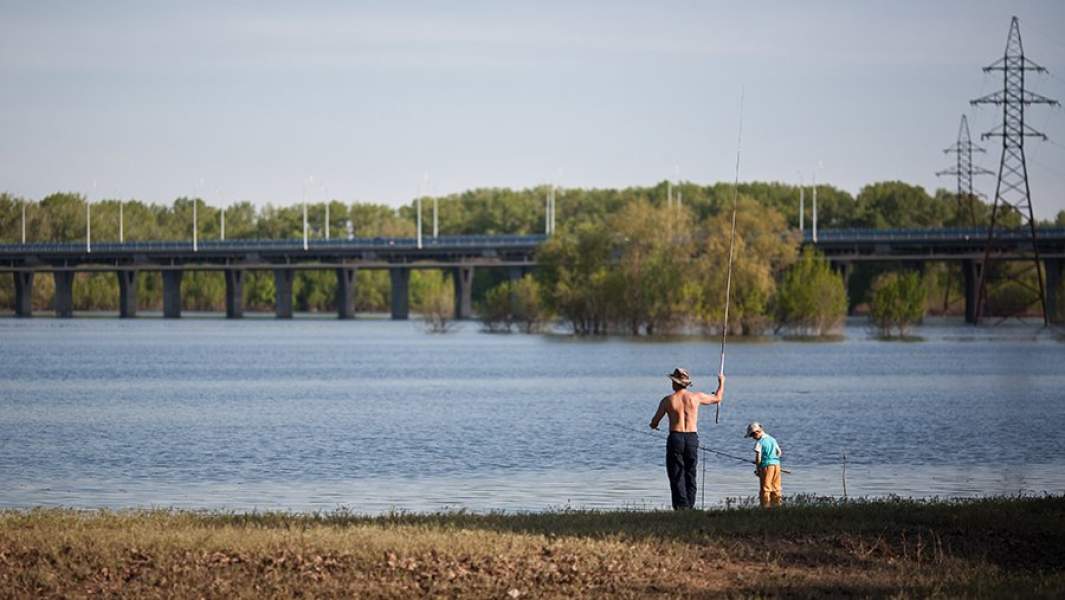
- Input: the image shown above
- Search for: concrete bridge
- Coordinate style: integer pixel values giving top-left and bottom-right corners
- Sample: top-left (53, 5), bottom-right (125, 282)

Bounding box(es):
top-left (805, 227), bottom-right (1065, 323)
top-left (0, 235), bottom-right (543, 319)
top-left (4, 227), bottom-right (1063, 323)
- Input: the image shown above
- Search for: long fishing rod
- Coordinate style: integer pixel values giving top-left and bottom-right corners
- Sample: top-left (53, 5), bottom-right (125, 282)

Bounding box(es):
top-left (717, 88), bottom-right (744, 425)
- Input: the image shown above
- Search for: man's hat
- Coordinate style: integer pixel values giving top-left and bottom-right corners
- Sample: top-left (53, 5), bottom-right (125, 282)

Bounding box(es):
top-left (746, 422), bottom-right (763, 437)
top-left (668, 367), bottom-right (692, 388)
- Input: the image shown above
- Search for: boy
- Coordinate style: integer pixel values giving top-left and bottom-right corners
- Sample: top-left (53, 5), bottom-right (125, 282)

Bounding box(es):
top-left (746, 422), bottom-right (782, 508)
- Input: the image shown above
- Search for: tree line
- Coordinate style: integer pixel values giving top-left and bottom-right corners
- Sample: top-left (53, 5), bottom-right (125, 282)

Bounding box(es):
top-left (2, 181), bottom-right (1063, 330)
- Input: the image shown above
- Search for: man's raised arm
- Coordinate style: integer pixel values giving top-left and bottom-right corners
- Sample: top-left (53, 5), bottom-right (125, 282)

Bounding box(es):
top-left (696, 374), bottom-right (725, 405)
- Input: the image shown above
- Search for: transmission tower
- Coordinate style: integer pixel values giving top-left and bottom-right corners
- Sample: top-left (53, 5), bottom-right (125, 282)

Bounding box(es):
top-left (970, 16), bottom-right (1059, 325)
top-left (936, 115), bottom-right (992, 226)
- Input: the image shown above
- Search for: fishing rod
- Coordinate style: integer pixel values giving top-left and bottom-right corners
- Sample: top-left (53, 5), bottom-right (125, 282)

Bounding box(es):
top-left (717, 88), bottom-right (744, 425)
top-left (609, 422), bottom-right (792, 474)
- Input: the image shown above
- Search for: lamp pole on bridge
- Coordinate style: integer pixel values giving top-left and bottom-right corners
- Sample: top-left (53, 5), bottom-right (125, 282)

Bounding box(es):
top-left (812, 162), bottom-right (822, 243)
top-left (195, 178), bottom-right (204, 252)
top-left (217, 189), bottom-right (225, 242)
top-left (87, 180), bottom-right (94, 253)
top-left (303, 176), bottom-right (313, 251)
top-left (323, 184), bottom-right (330, 241)
top-left (416, 174), bottom-right (424, 249)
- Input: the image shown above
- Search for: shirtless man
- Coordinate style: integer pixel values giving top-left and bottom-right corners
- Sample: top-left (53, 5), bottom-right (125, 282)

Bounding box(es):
top-left (649, 368), bottom-right (725, 510)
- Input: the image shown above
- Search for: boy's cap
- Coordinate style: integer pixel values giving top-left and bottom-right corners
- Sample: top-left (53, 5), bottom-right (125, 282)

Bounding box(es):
top-left (745, 422), bottom-right (763, 437)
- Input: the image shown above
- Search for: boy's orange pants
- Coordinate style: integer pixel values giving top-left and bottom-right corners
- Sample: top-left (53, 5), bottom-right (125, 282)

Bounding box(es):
top-left (759, 465), bottom-right (783, 508)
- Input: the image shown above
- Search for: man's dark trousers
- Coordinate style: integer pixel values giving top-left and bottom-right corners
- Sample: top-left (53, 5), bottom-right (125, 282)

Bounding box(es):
top-left (666, 431), bottom-right (699, 510)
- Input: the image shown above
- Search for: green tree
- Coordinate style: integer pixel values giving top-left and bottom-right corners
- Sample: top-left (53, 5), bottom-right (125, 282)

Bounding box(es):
top-left (774, 248), bottom-right (848, 336)
top-left (536, 223), bottom-right (615, 335)
top-left (854, 181), bottom-right (950, 229)
top-left (478, 275), bottom-right (549, 334)
top-left (609, 200), bottom-right (694, 335)
top-left (868, 271), bottom-right (926, 337)
top-left (478, 283), bottom-right (515, 333)
top-left (412, 270), bottom-right (455, 333)
top-left (696, 199), bottom-right (799, 335)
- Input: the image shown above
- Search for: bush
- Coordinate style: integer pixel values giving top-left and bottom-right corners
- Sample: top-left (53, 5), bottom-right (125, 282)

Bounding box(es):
top-left (412, 271), bottom-right (454, 333)
top-left (773, 248), bottom-right (847, 336)
top-left (478, 283), bottom-right (514, 333)
top-left (511, 276), bottom-right (548, 333)
top-left (868, 271), bottom-right (926, 337)
top-left (478, 276), bottom-right (549, 333)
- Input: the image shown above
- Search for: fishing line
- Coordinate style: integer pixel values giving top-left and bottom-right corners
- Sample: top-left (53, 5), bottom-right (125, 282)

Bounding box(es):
top-left (717, 88), bottom-right (744, 425)
top-left (610, 422), bottom-right (794, 474)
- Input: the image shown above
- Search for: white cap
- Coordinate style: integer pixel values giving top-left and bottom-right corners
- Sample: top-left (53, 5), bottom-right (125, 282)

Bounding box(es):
top-left (745, 422), bottom-right (763, 437)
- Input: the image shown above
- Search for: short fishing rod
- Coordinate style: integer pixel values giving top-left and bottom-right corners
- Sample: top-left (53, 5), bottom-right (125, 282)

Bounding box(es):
top-left (717, 88), bottom-right (744, 425)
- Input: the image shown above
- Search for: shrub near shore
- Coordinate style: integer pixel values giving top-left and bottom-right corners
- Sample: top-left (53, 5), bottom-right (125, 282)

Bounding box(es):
top-left (1, 496), bottom-right (1063, 598)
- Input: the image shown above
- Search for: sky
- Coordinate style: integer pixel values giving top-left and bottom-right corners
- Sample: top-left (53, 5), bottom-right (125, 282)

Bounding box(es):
top-left (2, 1), bottom-right (1065, 218)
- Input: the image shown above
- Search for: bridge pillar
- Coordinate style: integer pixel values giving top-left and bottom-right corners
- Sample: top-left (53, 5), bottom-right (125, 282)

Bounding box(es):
top-left (336, 267), bottom-right (356, 319)
top-left (389, 267), bottom-right (410, 320)
top-left (162, 270), bottom-right (183, 318)
top-left (117, 270), bottom-right (138, 318)
top-left (1046, 258), bottom-right (1063, 325)
top-left (829, 261), bottom-right (852, 284)
top-left (53, 271), bottom-right (75, 318)
top-left (274, 269), bottom-right (294, 319)
top-left (225, 269), bottom-right (244, 319)
top-left (963, 260), bottom-right (980, 324)
top-left (452, 266), bottom-right (474, 320)
top-left (13, 272), bottom-right (33, 317)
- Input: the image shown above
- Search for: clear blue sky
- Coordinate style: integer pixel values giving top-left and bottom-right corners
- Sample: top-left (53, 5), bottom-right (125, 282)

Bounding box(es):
top-left (2, 1), bottom-right (1064, 218)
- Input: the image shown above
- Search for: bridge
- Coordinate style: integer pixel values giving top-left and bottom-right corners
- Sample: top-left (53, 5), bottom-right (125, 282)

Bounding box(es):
top-left (805, 227), bottom-right (1065, 323)
top-left (0, 235), bottom-right (543, 320)
top-left (3, 227), bottom-right (1063, 323)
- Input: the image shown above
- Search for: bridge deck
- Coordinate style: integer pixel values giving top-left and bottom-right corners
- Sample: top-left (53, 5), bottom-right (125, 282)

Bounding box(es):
top-left (0, 234), bottom-right (547, 271)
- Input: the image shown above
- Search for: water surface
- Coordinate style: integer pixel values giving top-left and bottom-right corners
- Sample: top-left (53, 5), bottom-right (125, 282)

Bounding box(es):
top-left (1, 316), bottom-right (1062, 512)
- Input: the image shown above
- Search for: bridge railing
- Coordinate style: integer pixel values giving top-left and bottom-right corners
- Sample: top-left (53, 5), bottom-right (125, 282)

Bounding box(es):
top-left (0, 234), bottom-right (549, 254)
top-left (805, 227), bottom-right (1065, 243)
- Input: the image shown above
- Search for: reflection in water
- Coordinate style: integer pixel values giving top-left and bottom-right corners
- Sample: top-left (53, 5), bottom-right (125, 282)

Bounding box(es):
top-left (1, 316), bottom-right (1063, 513)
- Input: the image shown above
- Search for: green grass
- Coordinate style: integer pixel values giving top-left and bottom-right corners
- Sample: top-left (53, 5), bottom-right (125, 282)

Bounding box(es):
top-left (1, 495), bottom-right (1063, 598)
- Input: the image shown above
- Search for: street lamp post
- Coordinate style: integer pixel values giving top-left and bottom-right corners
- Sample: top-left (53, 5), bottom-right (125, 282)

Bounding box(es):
top-left (812, 163), bottom-right (821, 243)
top-left (217, 189), bottom-right (225, 241)
top-left (416, 181), bottom-right (423, 250)
top-left (194, 179), bottom-right (202, 252)
top-left (303, 176), bottom-right (313, 251)
top-left (87, 181), bottom-right (94, 253)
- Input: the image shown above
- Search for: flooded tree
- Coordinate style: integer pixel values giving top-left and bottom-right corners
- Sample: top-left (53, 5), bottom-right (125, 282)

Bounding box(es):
top-left (868, 271), bottom-right (926, 337)
top-left (774, 248), bottom-right (848, 336)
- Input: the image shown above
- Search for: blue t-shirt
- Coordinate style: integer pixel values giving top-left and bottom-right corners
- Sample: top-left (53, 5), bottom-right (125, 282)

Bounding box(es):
top-left (755, 434), bottom-right (781, 468)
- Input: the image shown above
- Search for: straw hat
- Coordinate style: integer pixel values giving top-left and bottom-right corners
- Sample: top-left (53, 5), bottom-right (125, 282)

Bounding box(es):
top-left (668, 368), bottom-right (693, 388)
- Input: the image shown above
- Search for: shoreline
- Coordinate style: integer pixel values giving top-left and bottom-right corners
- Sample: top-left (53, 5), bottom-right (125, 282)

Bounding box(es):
top-left (3, 495), bottom-right (1063, 597)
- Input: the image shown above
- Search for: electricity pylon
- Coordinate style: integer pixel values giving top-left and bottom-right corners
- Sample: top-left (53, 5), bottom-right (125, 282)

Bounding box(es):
top-left (970, 16), bottom-right (1059, 325)
top-left (936, 115), bottom-right (993, 226)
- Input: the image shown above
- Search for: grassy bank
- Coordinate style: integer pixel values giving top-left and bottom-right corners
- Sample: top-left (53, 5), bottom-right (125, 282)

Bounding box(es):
top-left (2, 496), bottom-right (1063, 598)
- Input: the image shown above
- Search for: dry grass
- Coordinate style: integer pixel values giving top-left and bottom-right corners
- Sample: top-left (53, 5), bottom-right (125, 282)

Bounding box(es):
top-left (1, 496), bottom-right (1063, 598)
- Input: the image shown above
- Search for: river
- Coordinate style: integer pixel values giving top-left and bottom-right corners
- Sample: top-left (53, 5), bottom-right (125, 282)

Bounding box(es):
top-left (1, 315), bottom-right (1063, 513)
